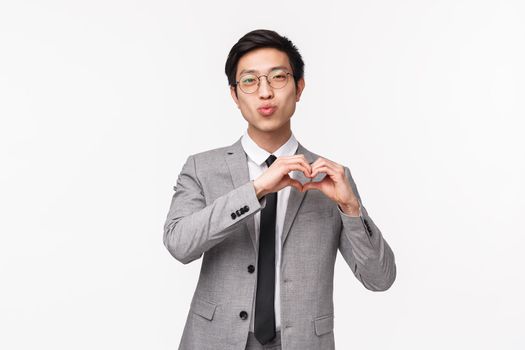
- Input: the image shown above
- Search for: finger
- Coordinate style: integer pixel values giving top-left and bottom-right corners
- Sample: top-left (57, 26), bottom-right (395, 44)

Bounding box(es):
top-left (310, 165), bottom-right (342, 179)
top-left (310, 157), bottom-right (341, 171)
top-left (267, 157), bottom-right (309, 176)
top-left (288, 178), bottom-right (304, 192)
top-left (311, 158), bottom-right (343, 173)
top-left (314, 156), bottom-right (337, 166)
top-left (279, 155), bottom-right (311, 169)
top-left (301, 181), bottom-right (321, 192)
top-left (282, 156), bottom-right (311, 168)
top-left (281, 162), bottom-right (310, 177)
top-left (279, 174), bottom-right (303, 192)
top-left (281, 159), bottom-right (312, 177)
top-left (309, 157), bottom-right (324, 168)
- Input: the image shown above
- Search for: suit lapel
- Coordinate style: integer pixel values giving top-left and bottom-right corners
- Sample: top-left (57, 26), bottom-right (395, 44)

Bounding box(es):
top-left (281, 142), bottom-right (316, 248)
top-left (224, 137), bottom-right (318, 252)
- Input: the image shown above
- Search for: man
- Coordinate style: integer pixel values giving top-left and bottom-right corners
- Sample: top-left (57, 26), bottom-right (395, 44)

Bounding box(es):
top-left (163, 29), bottom-right (396, 350)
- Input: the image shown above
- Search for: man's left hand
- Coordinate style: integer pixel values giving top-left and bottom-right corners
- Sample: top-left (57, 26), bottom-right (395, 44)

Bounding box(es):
top-left (301, 157), bottom-right (360, 216)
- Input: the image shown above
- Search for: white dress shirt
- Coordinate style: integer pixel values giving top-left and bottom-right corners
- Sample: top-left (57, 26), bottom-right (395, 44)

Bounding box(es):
top-left (241, 129), bottom-right (363, 333)
top-left (241, 129), bottom-right (298, 333)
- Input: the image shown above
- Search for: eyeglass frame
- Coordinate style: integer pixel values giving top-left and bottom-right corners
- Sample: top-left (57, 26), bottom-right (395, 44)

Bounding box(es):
top-left (234, 69), bottom-right (295, 94)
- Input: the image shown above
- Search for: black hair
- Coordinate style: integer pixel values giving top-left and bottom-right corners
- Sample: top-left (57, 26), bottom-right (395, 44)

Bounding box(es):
top-left (225, 29), bottom-right (305, 96)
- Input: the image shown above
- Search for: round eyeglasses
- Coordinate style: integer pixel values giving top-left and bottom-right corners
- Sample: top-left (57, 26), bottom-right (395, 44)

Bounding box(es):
top-left (235, 69), bottom-right (294, 94)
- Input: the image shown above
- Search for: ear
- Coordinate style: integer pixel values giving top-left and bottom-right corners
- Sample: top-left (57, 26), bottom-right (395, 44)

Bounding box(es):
top-left (295, 78), bottom-right (305, 102)
top-left (230, 85), bottom-right (240, 108)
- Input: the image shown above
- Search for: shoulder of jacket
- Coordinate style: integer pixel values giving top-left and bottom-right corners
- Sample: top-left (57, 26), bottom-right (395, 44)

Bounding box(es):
top-left (190, 144), bottom-right (231, 162)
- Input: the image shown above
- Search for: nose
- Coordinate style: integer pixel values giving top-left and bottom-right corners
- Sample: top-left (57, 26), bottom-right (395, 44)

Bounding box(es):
top-left (258, 76), bottom-right (273, 99)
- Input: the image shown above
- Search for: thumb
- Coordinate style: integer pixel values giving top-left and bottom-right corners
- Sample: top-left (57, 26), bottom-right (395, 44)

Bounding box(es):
top-left (302, 181), bottom-right (321, 192)
top-left (288, 178), bottom-right (304, 192)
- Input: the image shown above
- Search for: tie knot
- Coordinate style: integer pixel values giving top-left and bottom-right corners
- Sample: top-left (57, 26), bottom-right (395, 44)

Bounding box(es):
top-left (265, 154), bottom-right (277, 167)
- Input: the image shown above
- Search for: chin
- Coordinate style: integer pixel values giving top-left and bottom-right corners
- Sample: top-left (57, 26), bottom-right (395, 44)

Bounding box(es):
top-left (244, 111), bottom-right (289, 131)
top-left (257, 121), bottom-right (289, 133)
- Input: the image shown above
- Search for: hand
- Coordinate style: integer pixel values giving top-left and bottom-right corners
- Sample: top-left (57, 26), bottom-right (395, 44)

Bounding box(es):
top-left (253, 155), bottom-right (312, 199)
top-left (301, 157), bottom-right (359, 210)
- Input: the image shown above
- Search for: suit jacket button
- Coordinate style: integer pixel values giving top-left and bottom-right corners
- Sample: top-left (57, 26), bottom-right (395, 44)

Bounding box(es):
top-left (243, 205), bottom-right (249, 212)
top-left (239, 311), bottom-right (248, 320)
top-left (231, 213), bottom-right (236, 220)
top-left (247, 265), bottom-right (255, 273)
top-left (236, 209), bottom-right (242, 216)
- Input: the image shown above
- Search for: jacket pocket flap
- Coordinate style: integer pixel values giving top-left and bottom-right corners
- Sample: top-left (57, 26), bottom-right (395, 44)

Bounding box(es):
top-left (191, 297), bottom-right (217, 321)
top-left (314, 314), bottom-right (334, 336)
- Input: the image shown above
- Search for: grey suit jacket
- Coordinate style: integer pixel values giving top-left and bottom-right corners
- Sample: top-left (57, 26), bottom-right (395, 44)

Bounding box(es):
top-left (163, 137), bottom-right (396, 350)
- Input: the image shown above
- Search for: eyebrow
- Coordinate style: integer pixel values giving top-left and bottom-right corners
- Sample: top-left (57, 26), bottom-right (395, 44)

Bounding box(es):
top-left (238, 66), bottom-right (290, 76)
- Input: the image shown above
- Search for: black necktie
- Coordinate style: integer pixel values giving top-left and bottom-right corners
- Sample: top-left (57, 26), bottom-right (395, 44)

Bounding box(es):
top-left (254, 154), bottom-right (277, 345)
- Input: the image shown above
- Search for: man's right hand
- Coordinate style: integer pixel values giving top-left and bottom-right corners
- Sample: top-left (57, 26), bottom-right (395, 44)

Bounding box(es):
top-left (252, 154), bottom-right (313, 199)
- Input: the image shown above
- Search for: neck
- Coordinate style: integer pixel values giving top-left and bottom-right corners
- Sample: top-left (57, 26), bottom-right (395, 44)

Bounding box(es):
top-left (247, 122), bottom-right (292, 154)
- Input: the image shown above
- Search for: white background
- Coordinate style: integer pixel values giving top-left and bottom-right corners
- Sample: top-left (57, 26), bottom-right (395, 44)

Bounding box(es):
top-left (1, 1), bottom-right (524, 349)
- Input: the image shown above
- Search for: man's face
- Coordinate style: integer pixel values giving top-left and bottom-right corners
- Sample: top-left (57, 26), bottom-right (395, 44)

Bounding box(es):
top-left (230, 47), bottom-right (305, 135)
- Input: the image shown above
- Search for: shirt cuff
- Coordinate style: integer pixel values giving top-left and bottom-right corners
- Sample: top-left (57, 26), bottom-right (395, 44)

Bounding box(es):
top-left (259, 196), bottom-right (267, 209)
top-left (337, 202), bottom-right (362, 218)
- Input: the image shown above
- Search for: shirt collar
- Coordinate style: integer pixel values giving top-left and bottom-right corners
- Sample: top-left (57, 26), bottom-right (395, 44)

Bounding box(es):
top-left (241, 129), bottom-right (299, 167)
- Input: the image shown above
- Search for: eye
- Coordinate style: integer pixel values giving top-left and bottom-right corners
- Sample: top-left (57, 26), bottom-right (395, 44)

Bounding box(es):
top-left (270, 70), bottom-right (288, 81)
top-left (241, 76), bottom-right (257, 85)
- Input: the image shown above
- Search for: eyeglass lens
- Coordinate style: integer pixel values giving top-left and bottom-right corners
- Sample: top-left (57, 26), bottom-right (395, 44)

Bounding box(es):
top-left (238, 69), bottom-right (290, 93)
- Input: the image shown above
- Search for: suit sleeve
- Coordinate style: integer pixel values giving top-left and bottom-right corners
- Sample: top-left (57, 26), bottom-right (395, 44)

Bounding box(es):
top-left (163, 154), bottom-right (266, 264)
top-left (337, 166), bottom-right (397, 291)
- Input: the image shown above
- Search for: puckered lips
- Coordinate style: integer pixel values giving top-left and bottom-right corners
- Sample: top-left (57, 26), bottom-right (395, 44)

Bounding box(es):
top-left (257, 104), bottom-right (277, 117)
